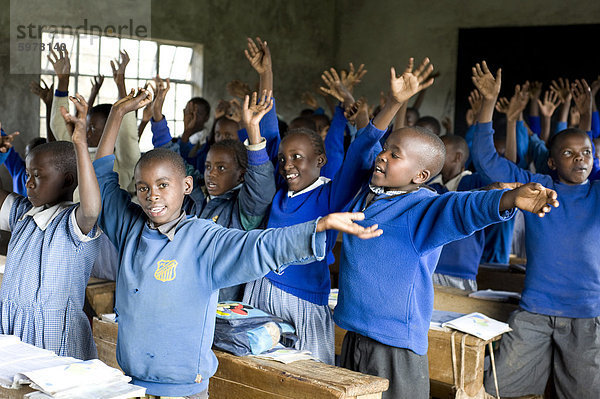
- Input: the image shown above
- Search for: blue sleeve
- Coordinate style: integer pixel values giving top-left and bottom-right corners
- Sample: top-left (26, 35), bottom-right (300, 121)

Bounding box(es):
top-left (54, 89), bottom-right (68, 97)
top-left (238, 148), bottom-right (276, 219)
top-left (209, 219), bottom-right (327, 289)
top-left (320, 106), bottom-right (346, 179)
top-left (516, 121), bottom-right (530, 169)
top-left (592, 111), bottom-right (600, 139)
top-left (464, 124), bottom-right (476, 168)
top-left (528, 115), bottom-right (541, 136)
top-left (527, 133), bottom-right (551, 175)
top-left (472, 122), bottom-right (550, 185)
top-left (93, 154), bottom-right (143, 252)
top-left (327, 121), bottom-right (386, 211)
top-left (555, 121), bottom-right (568, 134)
top-left (410, 190), bottom-right (514, 254)
top-left (0, 129), bottom-right (27, 196)
top-left (151, 117), bottom-right (173, 148)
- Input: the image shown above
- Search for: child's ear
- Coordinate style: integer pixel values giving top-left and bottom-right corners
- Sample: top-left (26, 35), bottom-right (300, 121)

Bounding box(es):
top-left (237, 169), bottom-right (246, 184)
top-left (455, 151), bottom-right (463, 163)
top-left (317, 154), bottom-right (327, 168)
top-left (183, 175), bottom-right (194, 195)
top-left (412, 169), bottom-right (431, 184)
top-left (63, 172), bottom-right (76, 189)
top-left (547, 157), bottom-right (557, 170)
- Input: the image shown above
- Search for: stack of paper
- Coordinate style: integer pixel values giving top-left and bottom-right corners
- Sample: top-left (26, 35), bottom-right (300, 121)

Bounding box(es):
top-left (441, 312), bottom-right (512, 340)
top-left (0, 335), bottom-right (145, 398)
top-left (429, 310), bottom-right (465, 331)
top-left (468, 289), bottom-right (521, 302)
top-left (251, 344), bottom-right (317, 364)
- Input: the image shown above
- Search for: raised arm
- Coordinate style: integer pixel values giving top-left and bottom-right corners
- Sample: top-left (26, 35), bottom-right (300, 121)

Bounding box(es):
top-left (550, 78), bottom-right (572, 133)
top-left (538, 89), bottom-right (561, 143)
top-left (60, 94), bottom-right (100, 234)
top-left (87, 74), bottom-right (104, 110)
top-left (0, 122), bottom-right (20, 210)
top-left (319, 67), bottom-right (355, 109)
top-left (30, 79), bottom-right (55, 141)
top-left (48, 48), bottom-right (72, 141)
top-left (497, 82), bottom-right (529, 163)
top-left (245, 37), bottom-right (273, 94)
top-left (110, 50), bottom-right (130, 100)
top-left (96, 89), bottom-right (152, 159)
top-left (572, 79), bottom-right (592, 132)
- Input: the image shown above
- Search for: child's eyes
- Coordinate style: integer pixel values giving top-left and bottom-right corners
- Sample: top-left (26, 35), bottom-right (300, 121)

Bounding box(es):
top-left (563, 151), bottom-right (572, 156)
top-left (392, 153), bottom-right (400, 159)
top-left (293, 154), bottom-right (302, 159)
top-left (137, 186), bottom-right (148, 192)
top-left (583, 149), bottom-right (591, 156)
top-left (159, 183), bottom-right (168, 188)
top-left (218, 166), bottom-right (226, 171)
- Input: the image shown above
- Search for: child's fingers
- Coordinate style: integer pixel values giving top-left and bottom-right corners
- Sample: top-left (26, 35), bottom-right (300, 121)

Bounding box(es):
top-left (404, 57), bottom-right (414, 74)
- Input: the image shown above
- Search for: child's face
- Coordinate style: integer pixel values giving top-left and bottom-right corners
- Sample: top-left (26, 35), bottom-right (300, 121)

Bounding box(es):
top-left (371, 130), bottom-right (428, 191)
top-left (278, 134), bottom-right (324, 193)
top-left (135, 159), bottom-right (193, 226)
top-left (214, 119), bottom-right (239, 142)
top-left (25, 151), bottom-right (70, 207)
top-left (204, 147), bottom-right (244, 196)
top-left (86, 112), bottom-right (107, 147)
top-left (548, 133), bottom-right (594, 185)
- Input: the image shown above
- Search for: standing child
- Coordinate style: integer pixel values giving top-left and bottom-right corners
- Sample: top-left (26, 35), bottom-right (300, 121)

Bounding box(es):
top-left (469, 62), bottom-right (600, 398)
top-left (0, 94), bottom-right (102, 360)
top-left (243, 57), bottom-right (435, 365)
top-left (92, 88), bottom-right (381, 398)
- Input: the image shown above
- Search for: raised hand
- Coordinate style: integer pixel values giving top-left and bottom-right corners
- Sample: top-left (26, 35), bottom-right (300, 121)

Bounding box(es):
top-left (152, 75), bottom-right (170, 121)
top-left (242, 90), bottom-right (274, 128)
top-left (113, 88), bottom-right (153, 115)
top-left (550, 78), bottom-right (572, 104)
top-left (48, 47), bottom-right (70, 80)
top-left (389, 57), bottom-right (434, 105)
top-left (60, 94), bottom-right (89, 146)
top-left (340, 62), bottom-right (367, 93)
top-left (87, 74), bottom-right (104, 109)
top-left (110, 50), bottom-right (130, 98)
top-left (301, 91), bottom-right (319, 109)
top-left (227, 98), bottom-right (243, 123)
top-left (316, 212), bottom-right (383, 239)
top-left (214, 99), bottom-right (230, 119)
top-left (319, 67), bottom-right (354, 106)
top-left (591, 75), bottom-right (600, 97)
top-left (244, 37), bottom-right (272, 75)
top-left (495, 97), bottom-right (510, 115)
top-left (528, 81), bottom-right (543, 101)
top-left (344, 98), bottom-right (370, 130)
top-left (468, 89), bottom-right (483, 114)
top-left (537, 90), bottom-right (561, 118)
top-left (30, 79), bottom-right (54, 105)
top-left (503, 83), bottom-right (530, 121)
top-left (571, 79), bottom-right (592, 115)
top-left (0, 122), bottom-right (20, 153)
top-left (503, 182), bottom-right (559, 218)
top-left (471, 61), bottom-right (501, 100)
top-left (226, 79), bottom-right (251, 99)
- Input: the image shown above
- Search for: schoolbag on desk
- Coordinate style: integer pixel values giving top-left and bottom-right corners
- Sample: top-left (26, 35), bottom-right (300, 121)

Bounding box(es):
top-left (213, 301), bottom-right (297, 356)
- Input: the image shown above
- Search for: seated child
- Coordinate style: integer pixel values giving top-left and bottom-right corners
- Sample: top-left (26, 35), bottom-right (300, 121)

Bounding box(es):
top-left (0, 95), bottom-right (102, 360)
top-left (469, 62), bottom-right (600, 398)
top-left (92, 89), bottom-right (381, 398)
top-left (242, 58), bottom-right (437, 365)
top-left (334, 120), bottom-right (557, 398)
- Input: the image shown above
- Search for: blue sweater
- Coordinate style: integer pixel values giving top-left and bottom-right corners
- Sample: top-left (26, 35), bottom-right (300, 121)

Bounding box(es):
top-left (473, 121), bottom-right (600, 318)
top-left (334, 186), bottom-right (513, 355)
top-left (0, 129), bottom-right (27, 196)
top-left (320, 106), bottom-right (347, 179)
top-left (266, 121), bottom-right (385, 305)
top-left (93, 154), bottom-right (326, 396)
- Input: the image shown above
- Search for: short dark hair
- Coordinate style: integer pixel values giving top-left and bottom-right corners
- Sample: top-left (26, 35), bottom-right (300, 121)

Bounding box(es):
top-left (288, 116), bottom-right (317, 134)
top-left (135, 148), bottom-right (187, 178)
top-left (28, 141), bottom-right (77, 176)
top-left (393, 126), bottom-right (446, 176)
top-left (548, 128), bottom-right (590, 159)
top-left (311, 113), bottom-right (330, 128)
top-left (209, 139), bottom-right (248, 171)
top-left (282, 128), bottom-right (326, 158)
top-left (441, 134), bottom-right (469, 161)
top-left (89, 103), bottom-right (112, 120)
top-left (416, 115), bottom-right (441, 136)
top-left (188, 97), bottom-right (211, 116)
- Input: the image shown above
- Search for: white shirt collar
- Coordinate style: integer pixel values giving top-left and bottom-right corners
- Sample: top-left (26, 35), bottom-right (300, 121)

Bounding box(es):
top-left (430, 170), bottom-right (472, 192)
top-left (368, 184), bottom-right (407, 196)
top-left (288, 176), bottom-right (331, 198)
top-left (188, 128), bottom-right (209, 146)
top-left (19, 201), bottom-right (75, 231)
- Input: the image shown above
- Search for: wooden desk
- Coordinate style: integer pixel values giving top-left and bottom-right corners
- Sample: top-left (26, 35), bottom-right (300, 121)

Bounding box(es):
top-left (0, 386), bottom-right (36, 399)
top-left (433, 285), bottom-right (518, 322)
top-left (93, 318), bottom-right (389, 399)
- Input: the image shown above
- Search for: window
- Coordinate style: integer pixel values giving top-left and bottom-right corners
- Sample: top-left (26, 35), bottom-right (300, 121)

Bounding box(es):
top-left (39, 32), bottom-right (203, 152)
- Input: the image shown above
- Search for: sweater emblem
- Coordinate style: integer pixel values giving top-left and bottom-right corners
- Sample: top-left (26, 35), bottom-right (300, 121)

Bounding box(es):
top-left (154, 259), bottom-right (178, 282)
top-left (212, 215), bottom-right (219, 223)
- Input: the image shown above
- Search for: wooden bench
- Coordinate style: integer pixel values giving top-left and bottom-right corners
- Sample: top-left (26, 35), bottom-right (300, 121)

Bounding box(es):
top-left (93, 318), bottom-right (389, 398)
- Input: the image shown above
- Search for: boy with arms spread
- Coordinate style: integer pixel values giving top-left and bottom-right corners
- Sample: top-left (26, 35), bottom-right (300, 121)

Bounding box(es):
top-left (470, 61), bottom-right (600, 398)
top-left (333, 60), bottom-right (559, 399)
top-left (91, 89), bottom-right (381, 398)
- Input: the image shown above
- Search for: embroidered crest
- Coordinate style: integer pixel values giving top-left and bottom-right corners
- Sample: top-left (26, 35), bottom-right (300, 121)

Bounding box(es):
top-left (154, 259), bottom-right (178, 282)
top-left (212, 215), bottom-right (219, 223)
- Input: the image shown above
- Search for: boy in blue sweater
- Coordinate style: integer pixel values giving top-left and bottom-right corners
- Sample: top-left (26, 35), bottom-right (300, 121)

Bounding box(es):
top-left (470, 61), bottom-right (600, 398)
top-left (333, 62), bottom-right (559, 399)
top-left (91, 88), bottom-right (382, 398)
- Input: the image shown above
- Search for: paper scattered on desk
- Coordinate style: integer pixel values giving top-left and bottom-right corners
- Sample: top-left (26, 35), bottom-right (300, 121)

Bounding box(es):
top-left (441, 312), bottom-right (512, 340)
top-left (468, 289), bottom-right (521, 302)
top-left (429, 310), bottom-right (465, 331)
top-left (251, 345), bottom-right (317, 364)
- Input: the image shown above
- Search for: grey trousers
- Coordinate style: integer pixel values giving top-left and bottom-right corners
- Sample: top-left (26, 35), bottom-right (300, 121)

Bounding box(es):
top-left (484, 309), bottom-right (600, 398)
top-left (341, 331), bottom-right (429, 399)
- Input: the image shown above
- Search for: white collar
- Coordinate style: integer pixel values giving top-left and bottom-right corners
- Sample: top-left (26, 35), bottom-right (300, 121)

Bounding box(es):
top-left (368, 184), bottom-right (407, 196)
top-left (188, 128), bottom-right (209, 146)
top-left (288, 176), bottom-right (331, 198)
top-left (19, 201), bottom-right (75, 231)
top-left (430, 170), bottom-right (472, 192)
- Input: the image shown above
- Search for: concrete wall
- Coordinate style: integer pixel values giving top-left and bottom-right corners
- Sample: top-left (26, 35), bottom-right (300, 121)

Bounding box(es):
top-left (336, 0), bottom-right (600, 132)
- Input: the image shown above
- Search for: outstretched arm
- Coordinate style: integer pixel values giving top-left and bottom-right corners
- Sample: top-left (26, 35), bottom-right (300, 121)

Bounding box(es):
top-left (245, 37), bottom-right (273, 94)
top-left (96, 89), bottom-right (152, 159)
top-left (60, 94), bottom-right (100, 234)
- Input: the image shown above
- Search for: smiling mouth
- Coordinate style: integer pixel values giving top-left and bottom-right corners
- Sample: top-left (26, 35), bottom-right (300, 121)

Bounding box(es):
top-left (206, 181), bottom-right (217, 190)
top-left (148, 205), bottom-right (166, 217)
top-left (374, 165), bottom-right (385, 174)
top-left (286, 173), bottom-right (299, 181)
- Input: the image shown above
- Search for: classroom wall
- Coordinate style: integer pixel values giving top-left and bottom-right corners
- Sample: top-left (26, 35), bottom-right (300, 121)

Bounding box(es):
top-left (335, 0), bottom-right (600, 135)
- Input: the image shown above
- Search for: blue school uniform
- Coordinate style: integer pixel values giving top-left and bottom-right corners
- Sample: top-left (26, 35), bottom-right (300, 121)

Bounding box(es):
top-left (0, 195), bottom-right (101, 360)
top-left (473, 121), bottom-right (600, 317)
top-left (93, 154), bottom-right (326, 397)
top-left (334, 185), bottom-right (514, 355)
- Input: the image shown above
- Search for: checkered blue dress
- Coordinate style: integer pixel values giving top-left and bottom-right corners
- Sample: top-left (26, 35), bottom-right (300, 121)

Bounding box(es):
top-left (0, 195), bottom-right (101, 360)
